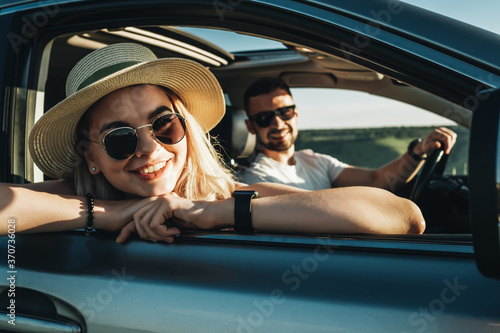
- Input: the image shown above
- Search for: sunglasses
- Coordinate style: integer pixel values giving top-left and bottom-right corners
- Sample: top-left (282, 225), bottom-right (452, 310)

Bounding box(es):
top-left (90, 113), bottom-right (186, 160)
top-left (248, 105), bottom-right (296, 128)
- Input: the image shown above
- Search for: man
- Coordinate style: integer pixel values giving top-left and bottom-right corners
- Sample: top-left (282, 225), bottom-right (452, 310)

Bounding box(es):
top-left (240, 77), bottom-right (457, 192)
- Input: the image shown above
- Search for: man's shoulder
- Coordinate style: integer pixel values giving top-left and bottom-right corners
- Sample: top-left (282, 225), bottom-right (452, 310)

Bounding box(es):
top-left (295, 149), bottom-right (349, 168)
top-left (296, 149), bottom-right (332, 160)
top-left (296, 149), bottom-right (315, 157)
top-left (240, 153), bottom-right (284, 184)
top-left (245, 152), bottom-right (277, 171)
top-left (249, 152), bottom-right (272, 165)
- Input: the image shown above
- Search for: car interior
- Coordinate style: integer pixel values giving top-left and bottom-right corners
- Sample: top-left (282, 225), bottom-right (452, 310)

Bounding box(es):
top-left (35, 25), bottom-right (472, 238)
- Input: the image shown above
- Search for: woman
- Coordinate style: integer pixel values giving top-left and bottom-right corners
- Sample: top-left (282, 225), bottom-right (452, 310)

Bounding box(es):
top-left (0, 43), bottom-right (425, 242)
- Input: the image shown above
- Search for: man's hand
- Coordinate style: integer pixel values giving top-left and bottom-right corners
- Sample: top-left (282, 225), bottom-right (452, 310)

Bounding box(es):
top-left (414, 127), bottom-right (457, 156)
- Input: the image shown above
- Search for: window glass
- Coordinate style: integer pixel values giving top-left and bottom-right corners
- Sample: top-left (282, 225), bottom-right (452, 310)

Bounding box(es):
top-left (178, 27), bottom-right (285, 52)
top-left (291, 88), bottom-right (469, 175)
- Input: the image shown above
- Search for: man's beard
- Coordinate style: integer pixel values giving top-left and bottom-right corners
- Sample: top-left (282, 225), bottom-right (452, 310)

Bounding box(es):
top-left (258, 129), bottom-right (296, 152)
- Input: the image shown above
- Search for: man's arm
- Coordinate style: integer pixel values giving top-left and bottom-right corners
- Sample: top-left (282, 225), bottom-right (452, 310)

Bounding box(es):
top-left (332, 127), bottom-right (457, 191)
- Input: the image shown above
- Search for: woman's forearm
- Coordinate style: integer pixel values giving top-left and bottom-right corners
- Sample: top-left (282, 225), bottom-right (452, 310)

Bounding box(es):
top-left (0, 185), bottom-right (88, 234)
top-left (1, 182), bottom-right (425, 239)
top-left (0, 184), bottom-right (143, 235)
top-left (251, 187), bottom-right (425, 234)
top-left (208, 186), bottom-right (425, 235)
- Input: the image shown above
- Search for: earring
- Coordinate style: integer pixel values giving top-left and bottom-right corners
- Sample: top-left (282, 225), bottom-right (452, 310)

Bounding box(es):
top-left (92, 167), bottom-right (96, 172)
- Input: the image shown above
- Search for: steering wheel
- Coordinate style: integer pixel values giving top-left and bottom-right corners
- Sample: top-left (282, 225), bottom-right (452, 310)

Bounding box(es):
top-left (409, 146), bottom-right (446, 202)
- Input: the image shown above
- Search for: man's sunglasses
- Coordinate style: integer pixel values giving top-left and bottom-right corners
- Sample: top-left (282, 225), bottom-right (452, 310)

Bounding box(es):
top-left (248, 105), bottom-right (296, 128)
top-left (90, 113), bottom-right (186, 160)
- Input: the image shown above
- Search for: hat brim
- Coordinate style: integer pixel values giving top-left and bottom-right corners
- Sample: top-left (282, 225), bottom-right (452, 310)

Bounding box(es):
top-left (29, 57), bottom-right (225, 179)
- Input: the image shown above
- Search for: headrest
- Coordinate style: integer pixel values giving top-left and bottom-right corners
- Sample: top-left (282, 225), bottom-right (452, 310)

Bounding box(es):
top-left (210, 106), bottom-right (256, 161)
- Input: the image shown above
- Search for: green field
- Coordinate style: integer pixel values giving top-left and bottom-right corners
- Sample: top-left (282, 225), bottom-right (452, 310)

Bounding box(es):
top-left (295, 126), bottom-right (469, 175)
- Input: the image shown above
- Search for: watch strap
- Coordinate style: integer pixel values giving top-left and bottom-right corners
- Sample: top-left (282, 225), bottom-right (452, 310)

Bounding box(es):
top-left (408, 138), bottom-right (424, 162)
top-left (232, 190), bottom-right (259, 233)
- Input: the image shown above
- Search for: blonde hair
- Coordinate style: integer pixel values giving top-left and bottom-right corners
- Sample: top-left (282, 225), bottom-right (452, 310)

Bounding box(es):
top-left (74, 85), bottom-right (235, 200)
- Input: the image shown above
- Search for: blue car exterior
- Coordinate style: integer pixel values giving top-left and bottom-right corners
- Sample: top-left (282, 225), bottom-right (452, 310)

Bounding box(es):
top-left (1, 1), bottom-right (500, 332)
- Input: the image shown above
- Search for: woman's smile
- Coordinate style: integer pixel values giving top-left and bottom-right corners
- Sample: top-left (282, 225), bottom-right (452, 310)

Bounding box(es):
top-left (131, 160), bottom-right (169, 179)
top-left (134, 160), bottom-right (167, 175)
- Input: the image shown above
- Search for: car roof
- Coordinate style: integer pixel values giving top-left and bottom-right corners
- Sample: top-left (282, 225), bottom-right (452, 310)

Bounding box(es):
top-left (5, 0), bottom-right (499, 71)
top-left (7, 0), bottom-right (498, 128)
top-left (282, 0), bottom-right (500, 70)
top-left (0, 0), bottom-right (51, 11)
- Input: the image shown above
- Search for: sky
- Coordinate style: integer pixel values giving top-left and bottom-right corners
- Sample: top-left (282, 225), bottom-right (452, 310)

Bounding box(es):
top-left (183, 1), bottom-right (500, 129)
top-left (406, 0), bottom-right (500, 34)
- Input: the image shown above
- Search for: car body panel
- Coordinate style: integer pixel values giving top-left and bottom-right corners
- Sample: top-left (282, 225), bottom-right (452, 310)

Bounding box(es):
top-left (1, 232), bottom-right (499, 332)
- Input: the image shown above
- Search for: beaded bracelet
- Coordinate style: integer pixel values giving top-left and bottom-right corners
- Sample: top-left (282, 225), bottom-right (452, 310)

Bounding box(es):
top-left (85, 193), bottom-right (94, 236)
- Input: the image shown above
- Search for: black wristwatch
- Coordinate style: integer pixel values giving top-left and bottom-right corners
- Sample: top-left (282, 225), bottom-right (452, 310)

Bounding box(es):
top-left (407, 138), bottom-right (424, 162)
top-left (232, 190), bottom-right (259, 233)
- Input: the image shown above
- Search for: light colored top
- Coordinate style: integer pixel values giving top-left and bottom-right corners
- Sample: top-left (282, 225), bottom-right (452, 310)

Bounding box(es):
top-left (240, 150), bottom-right (349, 190)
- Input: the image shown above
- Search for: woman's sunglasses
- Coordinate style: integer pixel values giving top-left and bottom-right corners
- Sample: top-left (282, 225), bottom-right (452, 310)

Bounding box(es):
top-left (248, 105), bottom-right (296, 128)
top-left (90, 113), bottom-right (186, 160)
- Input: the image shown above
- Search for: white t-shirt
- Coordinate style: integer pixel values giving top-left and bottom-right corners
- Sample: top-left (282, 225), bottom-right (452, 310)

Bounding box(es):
top-left (240, 150), bottom-right (349, 190)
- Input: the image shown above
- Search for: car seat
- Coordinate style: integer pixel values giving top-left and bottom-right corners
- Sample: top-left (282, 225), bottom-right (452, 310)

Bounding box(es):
top-left (210, 106), bottom-right (256, 173)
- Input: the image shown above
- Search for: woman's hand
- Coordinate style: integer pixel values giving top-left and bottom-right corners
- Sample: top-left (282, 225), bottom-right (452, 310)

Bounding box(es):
top-left (114, 195), bottom-right (181, 244)
top-left (114, 195), bottom-right (229, 244)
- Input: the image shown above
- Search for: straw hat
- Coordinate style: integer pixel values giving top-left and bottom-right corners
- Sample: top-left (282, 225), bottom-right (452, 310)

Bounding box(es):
top-left (29, 43), bottom-right (225, 179)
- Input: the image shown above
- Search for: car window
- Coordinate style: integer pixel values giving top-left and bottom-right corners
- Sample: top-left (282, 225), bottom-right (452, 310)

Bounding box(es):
top-left (34, 25), bottom-right (471, 182)
top-left (27, 18), bottom-right (473, 236)
top-left (292, 88), bottom-right (469, 176)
